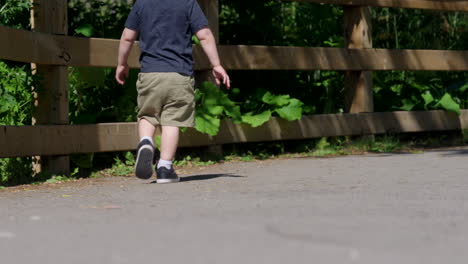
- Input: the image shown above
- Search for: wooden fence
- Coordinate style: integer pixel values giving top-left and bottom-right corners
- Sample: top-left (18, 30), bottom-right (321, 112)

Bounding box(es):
top-left (1, 0), bottom-right (468, 175)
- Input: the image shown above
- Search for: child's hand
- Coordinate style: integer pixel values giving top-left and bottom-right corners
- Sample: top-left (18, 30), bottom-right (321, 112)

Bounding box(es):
top-left (115, 64), bottom-right (129, 85)
top-left (212, 65), bottom-right (230, 89)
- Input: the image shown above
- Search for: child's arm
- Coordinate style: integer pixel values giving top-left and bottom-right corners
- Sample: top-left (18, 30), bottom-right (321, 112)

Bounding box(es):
top-left (196, 28), bottom-right (231, 89)
top-left (116, 28), bottom-right (138, 85)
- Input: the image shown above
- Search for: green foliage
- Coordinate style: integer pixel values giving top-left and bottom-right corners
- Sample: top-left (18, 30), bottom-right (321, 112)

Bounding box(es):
top-left (241, 91), bottom-right (304, 127)
top-left (74, 24), bottom-right (94, 37)
top-left (241, 111), bottom-right (272, 128)
top-left (0, 157), bottom-right (32, 186)
top-left (173, 155), bottom-right (216, 167)
top-left (194, 82), bottom-right (305, 133)
top-left (195, 82), bottom-right (241, 135)
top-left (0, 60), bottom-right (34, 187)
top-left (0, 61), bottom-right (33, 125)
top-left (68, 0), bottom-right (133, 38)
top-left (374, 71), bottom-right (466, 114)
top-left (69, 67), bottom-right (138, 124)
top-left (106, 152), bottom-right (135, 176)
top-left (0, 0), bottom-right (31, 29)
top-left (45, 175), bottom-right (72, 184)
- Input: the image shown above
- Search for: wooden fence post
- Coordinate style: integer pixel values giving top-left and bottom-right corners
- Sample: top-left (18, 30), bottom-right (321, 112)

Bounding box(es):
top-left (196, 0), bottom-right (223, 156)
top-left (196, 0), bottom-right (220, 84)
top-left (31, 0), bottom-right (70, 176)
top-left (344, 6), bottom-right (373, 114)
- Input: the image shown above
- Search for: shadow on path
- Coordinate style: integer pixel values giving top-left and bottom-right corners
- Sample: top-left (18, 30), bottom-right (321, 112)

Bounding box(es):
top-left (440, 149), bottom-right (468, 157)
top-left (180, 174), bottom-right (245, 182)
top-left (149, 174), bottom-right (245, 184)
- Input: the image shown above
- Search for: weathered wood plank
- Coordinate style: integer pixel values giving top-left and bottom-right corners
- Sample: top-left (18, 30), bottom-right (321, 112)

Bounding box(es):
top-left (0, 26), bottom-right (141, 68)
top-left (2, 26), bottom-right (468, 71)
top-left (211, 46), bottom-right (468, 71)
top-left (1, 110), bottom-right (467, 158)
top-left (288, 0), bottom-right (468, 12)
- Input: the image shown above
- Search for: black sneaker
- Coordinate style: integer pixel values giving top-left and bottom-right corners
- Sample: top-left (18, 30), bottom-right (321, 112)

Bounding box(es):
top-left (156, 166), bottom-right (180, 184)
top-left (135, 139), bottom-right (155, 180)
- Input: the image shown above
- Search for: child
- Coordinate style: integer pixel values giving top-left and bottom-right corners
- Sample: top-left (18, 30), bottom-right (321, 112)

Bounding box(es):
top-left (116, 0), bottom-right (230, 183)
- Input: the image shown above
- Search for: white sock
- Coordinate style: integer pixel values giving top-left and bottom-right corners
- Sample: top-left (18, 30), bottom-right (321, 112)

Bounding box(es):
top-left (157, 159), bottom-right (173, 170)
top-left (140, 136), bottom-right (154, 146)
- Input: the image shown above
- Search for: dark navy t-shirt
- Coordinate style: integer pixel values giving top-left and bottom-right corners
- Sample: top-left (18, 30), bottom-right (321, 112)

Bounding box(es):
top-left (125, 0), bottom-right (208, 75)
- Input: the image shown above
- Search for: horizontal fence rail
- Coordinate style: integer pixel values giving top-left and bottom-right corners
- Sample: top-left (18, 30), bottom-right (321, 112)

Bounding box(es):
top-left (2, 26), bottom-right (468, 71)
top-left (1, 110), bottom-right (467, 158)
top-left (289, 0), bottom-right (468, 12)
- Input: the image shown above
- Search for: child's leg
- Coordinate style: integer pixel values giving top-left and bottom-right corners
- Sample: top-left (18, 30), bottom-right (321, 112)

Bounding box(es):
top-left (138, 118), bottom-right (156, 139)
top-left (135, 118), bottom-right (157, 180)
top-left (160, 125), bottom-right (179, 161)
top-left (156, 125), bottom-right (180, 183)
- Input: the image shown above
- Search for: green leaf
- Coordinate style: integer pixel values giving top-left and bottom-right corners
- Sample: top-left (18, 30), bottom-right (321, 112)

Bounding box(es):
top-left (275, 99), bottom-right (304, 121)
top-left (421, 91), bottom-right (434, 108)
top-left (399, 99), bottom-right (415, 111)
top-left (408, 82), bottom-right (427, 91)
top-left (195, 112), bottom-right (220, 136)
top-left (459, 82), bottom-right (468, 93)
top-left (192, 35), bottom-right (200, 45)
top-left (262, 92), bottom-right (290, 107)
top-left (241, 110), bottom-right (272, 127)
top-left (206, 105), bottom-right (224, 115)
top-left (303, 105), bottom-right (316, 114)
top-left (224, 105), bottom-right (242, 123)
top-left (75, 24), bottom-right (94, 37)
top-left (197, 81), bottom-right (241, 122)
top-left (435, 93), bottom-right (461, 115)
top-left (390, 84), bottom-right (404, 95)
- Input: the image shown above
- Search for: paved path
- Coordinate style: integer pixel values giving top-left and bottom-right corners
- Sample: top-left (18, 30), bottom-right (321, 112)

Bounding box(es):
top-left (1, 147), bottom-right (468, 264)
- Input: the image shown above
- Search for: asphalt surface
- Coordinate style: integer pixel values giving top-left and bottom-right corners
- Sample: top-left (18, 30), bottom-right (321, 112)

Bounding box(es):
top-left (1, 147), bottom-right (468, 264)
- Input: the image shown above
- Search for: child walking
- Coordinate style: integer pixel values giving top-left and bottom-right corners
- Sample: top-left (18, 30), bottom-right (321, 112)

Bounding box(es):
top-left (116, 0), bottom-right (230, 183)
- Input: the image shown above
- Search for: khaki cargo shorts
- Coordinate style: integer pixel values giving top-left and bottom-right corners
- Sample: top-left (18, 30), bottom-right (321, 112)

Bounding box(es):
top-left (136, 72), bottom-right (195, 127)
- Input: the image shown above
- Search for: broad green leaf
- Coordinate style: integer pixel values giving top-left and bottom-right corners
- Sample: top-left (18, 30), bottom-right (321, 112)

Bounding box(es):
top-left (262, 92), bottom-right (290, 107)
top-left (408, 82), bottom-right (427, 91)
top-left (460, 82), bottom-right (468, 93)
top-left (200, 82), bottom-right (225, 106)
top-left (241, 110), bottom-right (272, 128)
top-left (275, 99), bottom-right (303, 121)
top-left (390, 84), bottom-right (403, 95)
top-left (195, 112), bottom-right (220, 136)
top-left (421, 91), bottom-right (434, 108)
top-left (75, 24), bottom-right (94, 37)
top-left (206, 105), bottom-right (223, 115)
top-left (224, 105), bottom-right (242, 123)
top-left (198, 81), bottom-right (240, 122)
top-left (192, 35), bottom-right (200, 45)
top-left (435, 93), bottom-right (461, 115)
top-left (399, 99), bottom-right (415, 111)
top-left (303, 105), bottom-right (316, 114)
